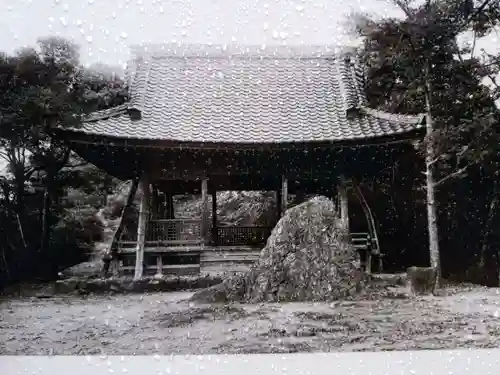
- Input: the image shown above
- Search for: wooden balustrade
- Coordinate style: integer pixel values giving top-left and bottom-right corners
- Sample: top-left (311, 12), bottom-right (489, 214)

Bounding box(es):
top-left (119, 218), bottom-right (372, 257)
top-left (210, 225), bottom-right (272, 247)
top-left (114, 221), bottom-right (384, 276)
top-left (350, 232), bottom-right (384, 273)
top-left (118, 217), bottom-right (273, 248)
top-left (147, 218), bottom-right (203, 245)
top-left (118, 218), bottom-right (203, 248)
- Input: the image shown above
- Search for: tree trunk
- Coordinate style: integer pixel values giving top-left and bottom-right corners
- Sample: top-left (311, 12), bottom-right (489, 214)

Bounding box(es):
top-left (13, 169), bottom-right (27, 248)
top-left (479, 175), bottom-right (500, 287)
top-left (15, 176), bottom-right (25, 221)
top-left (424, 71), bottom-right (441, 289)
top-left (39, 172), bottom-right (56, 279)
top-left (40, 175), bottom-right (54, 256)
top-left (39, 151), bottom-right (70, 279)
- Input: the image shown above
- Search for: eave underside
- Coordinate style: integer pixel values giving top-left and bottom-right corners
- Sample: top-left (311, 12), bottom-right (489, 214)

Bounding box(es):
top-left (64, 132), bottom-right (422, 194)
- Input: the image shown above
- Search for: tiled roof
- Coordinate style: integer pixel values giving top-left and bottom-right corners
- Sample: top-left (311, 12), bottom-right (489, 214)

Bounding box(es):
top-left (69, 44), bottom-right (425, 144)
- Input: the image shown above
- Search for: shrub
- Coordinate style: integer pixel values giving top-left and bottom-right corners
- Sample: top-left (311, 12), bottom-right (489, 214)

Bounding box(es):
top-left (47, 211), bottom-right (104, 273)
top-left (102, 198), bottom-right (126, 220)
top-left (81, 214), bottom-right (105, 242)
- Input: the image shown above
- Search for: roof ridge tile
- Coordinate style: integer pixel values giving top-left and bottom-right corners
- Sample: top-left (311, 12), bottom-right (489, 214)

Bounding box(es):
top-left (84, 103), bottom-right (129, 122)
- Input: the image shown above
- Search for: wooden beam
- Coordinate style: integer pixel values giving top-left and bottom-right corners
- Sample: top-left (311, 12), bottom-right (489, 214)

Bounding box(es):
top-left (102, 178), bottom-right (139, 277)
top-left (211, 190), bottom-right (218, 245)
top-left (167, 192), bottom-right (174, 219)
top-left (351, 180), bottom-right (382, 273)
top-left (151, 184), bottom-right (160, 219)
top-left (201, 178), bottom-right (209, 245)
top-left (64, 129), bottom-right (423, 150)
top-left (338, 175), bottom-right (349, 231)
top-left (276, 189), bottom-right (282, 219)
top-left (281, 175), bottom-right (288, 215)
top-left (134, 176), bottom-right (150, 280)
top-left (156, 254), bottom-right (163, 278)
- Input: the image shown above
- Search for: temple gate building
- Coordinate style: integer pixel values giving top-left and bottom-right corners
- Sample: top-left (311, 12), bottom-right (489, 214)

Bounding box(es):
top-left (55, 44), bottom-right (425, 279)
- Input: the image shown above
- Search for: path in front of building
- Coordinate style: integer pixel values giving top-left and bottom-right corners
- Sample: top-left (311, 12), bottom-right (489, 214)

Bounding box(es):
top-left (1, 286), bottom-right (500, 355)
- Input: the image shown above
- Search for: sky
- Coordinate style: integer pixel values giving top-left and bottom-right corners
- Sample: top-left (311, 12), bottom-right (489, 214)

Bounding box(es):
top-left (0, 0), bottom-right (413, 69)
top-left (1, 0), bottom-right (498, 65)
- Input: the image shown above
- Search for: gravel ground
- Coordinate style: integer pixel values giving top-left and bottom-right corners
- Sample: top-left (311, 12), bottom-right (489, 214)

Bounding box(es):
top-left (1, 286), bottom-right (500, 355)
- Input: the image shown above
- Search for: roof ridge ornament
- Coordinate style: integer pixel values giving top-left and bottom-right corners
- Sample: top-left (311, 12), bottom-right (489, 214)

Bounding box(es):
top-left (346, 107), bottom-right (361, 119)
top-left (359, 107), bottom-right (426, 125)
top-left (127, 107), bottom-right (142, 120)
top-left (83, 103), bottom-right (129, 122)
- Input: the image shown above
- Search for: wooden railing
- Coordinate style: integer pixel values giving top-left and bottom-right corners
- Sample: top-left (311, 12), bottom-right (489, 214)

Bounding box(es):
top-left (210, 225), bottom-right (272, 247)
top-left (117, 218), bottom-right (204, 249)
top-left (147, 219), bottom-right (203, 245)
top-left (118, 220), bottom-right (271, 249)
top-left (350, 232), bottom-right (384, 273)
top-left (351, 232), bottom-right (372, 251)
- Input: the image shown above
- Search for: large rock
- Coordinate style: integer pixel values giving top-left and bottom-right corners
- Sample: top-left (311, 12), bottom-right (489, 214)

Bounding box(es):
top-left (191, 196), bottom-right (363, 303)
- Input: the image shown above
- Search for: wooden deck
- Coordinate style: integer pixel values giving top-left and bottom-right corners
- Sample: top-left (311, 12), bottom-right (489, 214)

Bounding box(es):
top-left (115, 236), bottom-right (382, 277)
top-left (113, 218), bottom-right (383, 276)
top-left (117, 245), bottom-right (261, 276)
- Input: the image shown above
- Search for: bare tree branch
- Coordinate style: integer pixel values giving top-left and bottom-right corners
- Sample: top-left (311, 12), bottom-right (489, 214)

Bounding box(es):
top-left (392, 0), bottom-right (414, 18)
top-left (0, 149), bottom-right (10, 163)
top-left (470, 29), bottom-right (478, 58)
top-left (65, 161), bottom-right (89, 169)
top-left (486, 73), bottom-right (500, 89)
top-left (428, 154), bottom-right (447, 166)
top-left (434, 160), bottom-right (476, 187)
top-left (24, 166), bottom-right (41, 180)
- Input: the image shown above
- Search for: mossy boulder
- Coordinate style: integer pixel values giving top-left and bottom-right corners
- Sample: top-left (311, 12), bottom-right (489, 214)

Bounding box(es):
top-left (191, 196), bottom-right (363, 303)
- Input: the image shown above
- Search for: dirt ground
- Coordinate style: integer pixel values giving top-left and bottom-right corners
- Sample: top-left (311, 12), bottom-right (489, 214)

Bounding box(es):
top-left (1, 286), bottom-right (500, 355)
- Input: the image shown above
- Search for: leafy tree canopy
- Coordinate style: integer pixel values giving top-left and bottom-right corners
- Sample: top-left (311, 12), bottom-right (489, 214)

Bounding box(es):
top-left (349, 0), bottom-right (500, 181)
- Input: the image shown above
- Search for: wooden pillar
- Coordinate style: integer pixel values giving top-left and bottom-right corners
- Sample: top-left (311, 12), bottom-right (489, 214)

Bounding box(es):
top-left (167, 193), bottom-right (174, 219)
top-left (281, 175), bottom-right (288, 215)
top-left (151, 184), bottom-right (162, 278)
top-left (201, 178), bottom-right (209, 245)
top-left (211, 190), bottom-right (217, 245)
top-left (338, 175), bottom-right (349, 231)
top-left (134, 176), bottom-right (150, 281)
top-left (151, 184), bottom-right (159, 219)
top-left (276, 189), bottom-right (282, 219)
top-left (110, 257), bottom-right (120, 277)
top-left (102, 178), bottom-right (139, 278)
top-left (156, 254), bottom-right (163, 278)
top-left (295, 191), bottom-right (305, 205)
